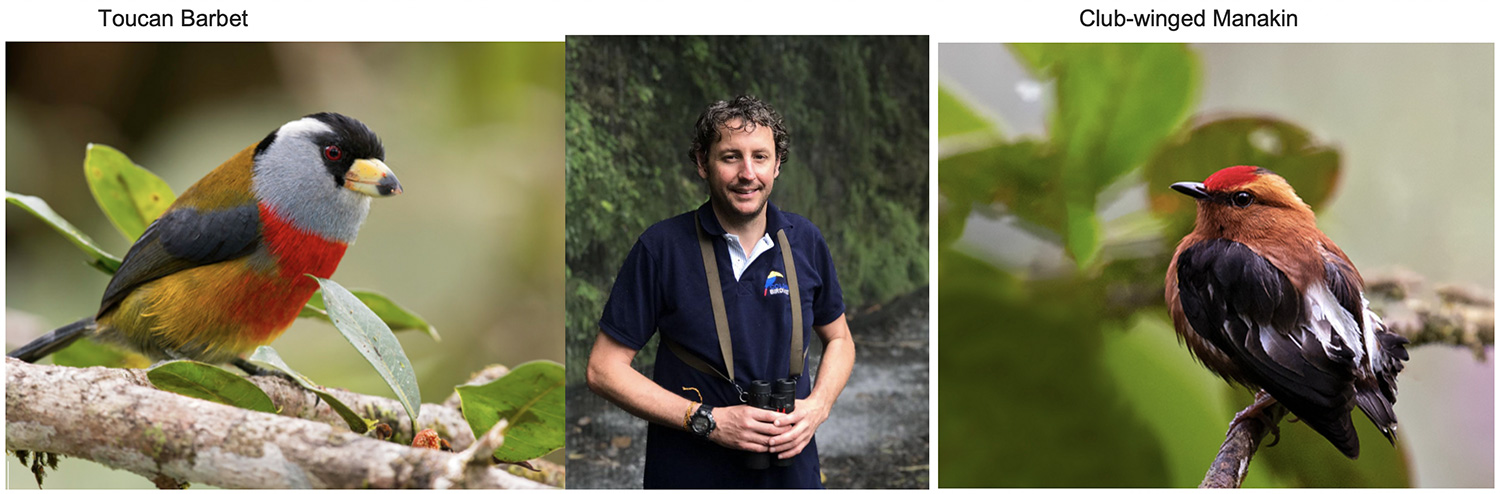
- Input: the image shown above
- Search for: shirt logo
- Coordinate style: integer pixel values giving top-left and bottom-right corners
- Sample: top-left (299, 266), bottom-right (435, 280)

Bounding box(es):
top-left (764, 270), bottom-right (790, 297)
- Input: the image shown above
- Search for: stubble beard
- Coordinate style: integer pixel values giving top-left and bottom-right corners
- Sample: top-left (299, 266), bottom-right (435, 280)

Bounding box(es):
top-left (710, 180), bottom-right (770, 229)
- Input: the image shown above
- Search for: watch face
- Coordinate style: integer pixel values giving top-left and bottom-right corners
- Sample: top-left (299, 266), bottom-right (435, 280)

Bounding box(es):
top-left (691, 415), bottom-right (710, 433)
top-left (690, 407), bottom-right (713, 435)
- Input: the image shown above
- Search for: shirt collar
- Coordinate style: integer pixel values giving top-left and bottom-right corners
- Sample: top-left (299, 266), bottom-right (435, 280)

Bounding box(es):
top-left (696, 201), bottom-right (792, 237)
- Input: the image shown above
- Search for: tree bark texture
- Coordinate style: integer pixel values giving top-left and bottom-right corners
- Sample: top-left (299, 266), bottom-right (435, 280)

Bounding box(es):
top-left (5, 358), bottom-right (554, 488)
top-left (1199, 401), bottom-right (1287, 488)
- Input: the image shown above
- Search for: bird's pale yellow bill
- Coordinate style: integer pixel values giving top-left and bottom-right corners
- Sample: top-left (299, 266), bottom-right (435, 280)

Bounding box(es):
top-left (345, 158), bottom-right (403, 197)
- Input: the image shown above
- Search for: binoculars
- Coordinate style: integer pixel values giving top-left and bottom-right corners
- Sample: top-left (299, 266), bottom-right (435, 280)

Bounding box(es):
top-left (745, 378), bottom-right (798, 469)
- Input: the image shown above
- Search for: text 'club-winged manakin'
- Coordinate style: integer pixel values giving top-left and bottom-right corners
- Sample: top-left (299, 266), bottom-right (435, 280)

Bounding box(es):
top-left (1165, 165), bottom-right (1409, 459)
top-left (8, 112), bottom-right (402, 368)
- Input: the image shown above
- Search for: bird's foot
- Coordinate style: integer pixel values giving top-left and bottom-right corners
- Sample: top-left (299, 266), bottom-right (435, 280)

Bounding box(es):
top-left (1262, 422), bottom-right (1283, 447)
top-left (1229, 389), bottom-right (1283, 447)
top-left (232, 358), bottom-right (295, 382)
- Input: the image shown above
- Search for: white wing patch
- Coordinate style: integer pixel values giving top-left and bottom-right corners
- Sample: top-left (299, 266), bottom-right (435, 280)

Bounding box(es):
top-left (1304, 282), bottom-right (1369, 370)
top-left (1361, 295), bottom-right (1391, 374)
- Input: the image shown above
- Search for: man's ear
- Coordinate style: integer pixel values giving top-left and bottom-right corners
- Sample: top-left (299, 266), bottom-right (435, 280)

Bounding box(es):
top-left (695, 154), bottom-right (708, 179)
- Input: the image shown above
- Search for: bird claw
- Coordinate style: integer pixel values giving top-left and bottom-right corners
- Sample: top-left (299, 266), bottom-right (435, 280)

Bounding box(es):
top-left (1263, 422), bottom-right (1283, 447)
top-left (233, 358), bottom-right (294, 381)
top-left (1229, 390), bottom-right (1283, 447)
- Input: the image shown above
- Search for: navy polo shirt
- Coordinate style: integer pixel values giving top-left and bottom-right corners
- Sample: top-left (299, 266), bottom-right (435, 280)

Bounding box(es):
top-left (599, 201), bottom-right (845, 489)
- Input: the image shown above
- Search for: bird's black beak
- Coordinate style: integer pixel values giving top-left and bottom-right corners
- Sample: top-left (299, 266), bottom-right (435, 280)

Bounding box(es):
top-left (1171, 181), bottom-right (1209, 200)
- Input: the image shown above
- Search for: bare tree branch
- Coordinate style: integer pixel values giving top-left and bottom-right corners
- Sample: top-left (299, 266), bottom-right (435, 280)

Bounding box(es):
top-left (5, 358), bottom-right (557, 488)
top-left (1200, 397), bottom-right (1287, 488)
top-left (1198, 273), bottom-right (1493, 488)
top-left (247, 372), bottom-right (477, 449)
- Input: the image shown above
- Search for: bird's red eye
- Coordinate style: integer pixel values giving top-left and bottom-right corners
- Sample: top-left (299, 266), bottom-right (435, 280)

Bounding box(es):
top-left (324, 145), bottom-right (342, 161)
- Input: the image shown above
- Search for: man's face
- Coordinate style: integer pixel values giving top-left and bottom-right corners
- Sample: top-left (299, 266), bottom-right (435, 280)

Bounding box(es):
top-left (697, 118), bottom-right (779, 223)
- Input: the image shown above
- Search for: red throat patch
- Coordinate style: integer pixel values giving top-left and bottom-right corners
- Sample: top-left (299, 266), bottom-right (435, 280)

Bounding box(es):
top-left (237, 203), bottom-right (348, 341)
top-left (1203, 166), bottom-right (1264, 192)
top-left (258, 203), bottom-right (348, 283)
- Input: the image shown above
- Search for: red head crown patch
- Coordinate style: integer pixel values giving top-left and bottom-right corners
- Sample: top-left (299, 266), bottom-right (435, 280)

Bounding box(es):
top-left (1203, 166), bottom-right (1266, 192)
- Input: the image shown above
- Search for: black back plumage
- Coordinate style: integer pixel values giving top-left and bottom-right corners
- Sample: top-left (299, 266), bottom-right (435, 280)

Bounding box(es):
top-left (97, 206), bottom-right (262, 319)
top-left (1175, 238), bottom-right (1363, 458)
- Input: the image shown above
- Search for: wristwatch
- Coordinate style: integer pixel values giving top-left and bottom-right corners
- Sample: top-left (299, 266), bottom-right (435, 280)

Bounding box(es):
top-left (688, 404), bottom-right (716, 438)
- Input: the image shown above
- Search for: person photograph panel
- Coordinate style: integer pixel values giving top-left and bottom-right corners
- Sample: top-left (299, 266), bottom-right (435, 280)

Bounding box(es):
top-left (565, 35), bottom-right (930, 489)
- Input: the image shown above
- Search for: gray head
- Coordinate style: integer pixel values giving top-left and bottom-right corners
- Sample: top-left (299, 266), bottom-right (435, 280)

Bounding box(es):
top-left (250, 113), bottom-right (402, 243)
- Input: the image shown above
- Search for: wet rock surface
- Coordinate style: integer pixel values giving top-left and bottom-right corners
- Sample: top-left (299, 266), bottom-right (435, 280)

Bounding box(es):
top-left (566, 287), bottom-right (930, 488)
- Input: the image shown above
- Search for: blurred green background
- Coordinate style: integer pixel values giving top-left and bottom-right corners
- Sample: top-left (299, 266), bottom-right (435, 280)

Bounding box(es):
top-left (5, 42), bottom-right (564, 488)
top-left (939, 44), bottom-right (1492, 487)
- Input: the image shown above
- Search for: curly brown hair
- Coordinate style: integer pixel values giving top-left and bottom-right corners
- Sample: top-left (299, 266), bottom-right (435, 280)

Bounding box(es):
top-left (686, 95), bottom-right (790, 167)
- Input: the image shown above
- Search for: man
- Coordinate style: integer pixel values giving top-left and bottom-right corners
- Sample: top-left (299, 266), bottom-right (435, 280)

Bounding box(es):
top-left (586, 95), bottom-right (856, 488)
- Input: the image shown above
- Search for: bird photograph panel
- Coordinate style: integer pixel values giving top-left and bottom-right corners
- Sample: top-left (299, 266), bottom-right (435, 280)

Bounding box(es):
top-left (937, 43), bottom-right (1492, 487)
top-left (5, 42), bottom-right (565, 488)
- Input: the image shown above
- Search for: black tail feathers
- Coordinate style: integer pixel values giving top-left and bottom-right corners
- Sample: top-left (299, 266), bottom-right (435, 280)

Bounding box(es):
top-left (1302, 411), bottom-right (1362, 459)
top-left (1356, 328), bottom-right (1410, 445)
top-left (1355, 389), bottom-right (1400, 445)
top-left (7, 318), bottom-right (94, 363)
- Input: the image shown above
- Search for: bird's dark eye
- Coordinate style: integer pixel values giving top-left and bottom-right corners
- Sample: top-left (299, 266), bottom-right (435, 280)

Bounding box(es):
top-left (1231, 191), bottom-right (1254, 208)
top-left (323, 145), bottom-right (342, 161)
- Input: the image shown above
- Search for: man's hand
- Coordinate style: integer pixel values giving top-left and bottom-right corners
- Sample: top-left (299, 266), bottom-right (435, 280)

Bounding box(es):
top-left (768, 397), bottom-right (831, 459)
top-left (707, 404), bottom-right (789, 452)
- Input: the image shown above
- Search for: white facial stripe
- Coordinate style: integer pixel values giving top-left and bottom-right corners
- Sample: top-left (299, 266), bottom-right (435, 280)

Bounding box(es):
top-left (277, 117), bottom-right (333, 141)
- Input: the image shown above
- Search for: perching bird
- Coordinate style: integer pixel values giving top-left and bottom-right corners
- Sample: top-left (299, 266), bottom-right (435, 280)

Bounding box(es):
top-left (1165, 165), bottom-right (1408, 459)
top-left (8, 112), bottom-right (401, 368)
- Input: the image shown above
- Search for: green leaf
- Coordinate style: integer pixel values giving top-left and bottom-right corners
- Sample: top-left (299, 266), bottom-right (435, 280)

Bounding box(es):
top-left (938, 85), bottom-right (999, 139)
top-left (1064, 199), bottom-right (1101, 268)
top-left (937, 140), bottom-right (1065, 244)
top-left (50, 338), bottom-right (149, 369)
top-left (147, 361), bottom-right (277, 414)
top-left (82, 144), bottom-right (176, 241)
top-left (1010, 44), bottom-right (1198, 263)
top-left (302, 290), bottom-right (439, 341)
top-left (456, 360), bottom-right (565, 462)
top-left (311, 276), bottom-right (423, 432)
top-left (1146, 116), bottom-right (1342, 240)
top-left (1013, 43), bottom-right (1198, 189)
top-left (938, 248), bottom-right (1170, 486)
top-left (936, 198), bottom-right (971, 248)
top-left (245, 346), bottom-right (370, 433)
top-left (6, 191), bottom-right (123, 273)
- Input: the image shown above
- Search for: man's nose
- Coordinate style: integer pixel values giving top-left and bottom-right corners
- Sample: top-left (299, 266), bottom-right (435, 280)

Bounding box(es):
top-left (737, 160), bottom-right (756, 180)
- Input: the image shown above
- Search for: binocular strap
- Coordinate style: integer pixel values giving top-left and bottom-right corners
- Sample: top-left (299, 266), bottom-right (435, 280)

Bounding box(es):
top-left (776, 229), bottom-right (804, 378)
top-left (665, 213), bottom-right (805, 400)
